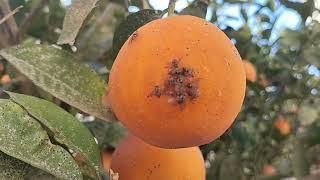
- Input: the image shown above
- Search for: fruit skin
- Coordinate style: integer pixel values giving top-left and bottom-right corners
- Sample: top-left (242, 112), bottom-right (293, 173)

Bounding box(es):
top-left (242, 60), bottom-right (257, 82)
top-left (108, 15), bottom-right (246, 148)
top-left (274, 118), bottom-right (291, 135)
top-left (0, 74), bottom-right (11, 84)
top-left (102, 148), bottom-right (114, 172)
top-left (262, 165), bottom-right (277, 176)
top-left (110, 136), bottom-right (205, 180)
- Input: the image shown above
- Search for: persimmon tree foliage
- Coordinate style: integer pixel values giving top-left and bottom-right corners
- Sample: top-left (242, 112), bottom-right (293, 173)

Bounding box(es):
top-left (0, 0), bottom-right (319, 180)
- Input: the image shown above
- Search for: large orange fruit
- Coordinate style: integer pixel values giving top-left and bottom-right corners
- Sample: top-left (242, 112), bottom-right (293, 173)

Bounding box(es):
top-left (110, 136), bottom-right (205, 180)
top-left (242, 60), bottom-right (257, 82)
top-left (108, 15), bottom-right (246, 148)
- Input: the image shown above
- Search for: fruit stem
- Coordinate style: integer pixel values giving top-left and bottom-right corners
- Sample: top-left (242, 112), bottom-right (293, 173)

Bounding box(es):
top-left (168, 0), bottom-right (176, 16)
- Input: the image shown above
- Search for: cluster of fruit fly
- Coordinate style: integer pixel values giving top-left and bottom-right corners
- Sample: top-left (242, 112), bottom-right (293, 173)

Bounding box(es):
top-left (149, 59), bottom-right (200, 105)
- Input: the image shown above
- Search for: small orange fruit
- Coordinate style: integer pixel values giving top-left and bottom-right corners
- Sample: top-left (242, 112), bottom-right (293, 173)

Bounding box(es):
top-left (242, 60), bottom-right (257, 82)
top-left (102, 148), bottom-right (114, 171)
top-left (262, 165), bottom-right (277, 176)
top-left (110, 136), bottom-right (205, 180)
top-left (0, 74), bottom-right (11, 84)
top-left (108, 15), bottom-right (246, 148)
top-left (274, 118), bottom-right (290, 135)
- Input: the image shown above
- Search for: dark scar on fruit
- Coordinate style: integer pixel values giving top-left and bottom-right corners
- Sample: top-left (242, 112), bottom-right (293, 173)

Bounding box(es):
top-left (148, 59), bottom-right (200, 105)
top-left (129, 31), bottom-right (139, 43)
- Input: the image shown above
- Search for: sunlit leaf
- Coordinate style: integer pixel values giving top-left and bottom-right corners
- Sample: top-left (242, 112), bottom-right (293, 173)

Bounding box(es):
top-left (0, 43), bottom-right (115, 122)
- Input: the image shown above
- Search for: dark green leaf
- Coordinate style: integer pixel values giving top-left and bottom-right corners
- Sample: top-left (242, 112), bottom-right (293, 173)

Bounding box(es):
top-left (1, 151), bottom-right (39, 179)
top-left (0, 99), bottom-right (82, 179)
top-left (0, 43), bottom-right (115, 122)
top-left (266, 0), bottom-right (276, 11)
top-left (304, 47), bottom-right (320, 67)
top-left (259, 14), bottom-right (270, 23)
top-left (0, 152), bottom-right (58, 180)
top-left (240, 8), bottom-right (248, 22)
top-left (292, 139), bottom-right (310, 178)
top-left (179, 1), bottom-right (208, 18)
top-left (6, 91), bottom-right (101, 179)
top-left (112, 9), bottom-right (162, 59)
top-left (85, 120), bottom-right (127, 148)
top-left (219, 154), bottom-right (243, 180)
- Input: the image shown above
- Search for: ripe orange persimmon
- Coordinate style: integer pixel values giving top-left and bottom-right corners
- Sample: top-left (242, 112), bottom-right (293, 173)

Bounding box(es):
top-left (110, 136), bottom-right (205, 180)
top-left (102, 148), bottom-right (114, 171)
top-left (262, 165), bottom-right (277, 176)
top-left (274, 118), bottom-right (290, 135)
top-left (242, 60), bottom-right (257, 82)
top-left (108, 15), bottom-right (246, 148)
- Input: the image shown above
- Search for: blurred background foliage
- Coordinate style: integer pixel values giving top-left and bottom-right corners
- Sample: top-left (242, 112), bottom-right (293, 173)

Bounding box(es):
top-left (0, 0), bottom-right (319, 179)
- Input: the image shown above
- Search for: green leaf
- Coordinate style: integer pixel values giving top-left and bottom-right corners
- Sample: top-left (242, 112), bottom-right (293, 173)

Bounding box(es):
top-left (0, 43), bottom-right (115, 122)
top-left (240, 8), bottom-right (248, 22)
top-left (298, 104), bottom-right (319, 126)
top-left (219, 154), bottom-right (243, 180)
top-left (6, 91), bottom-right (101, 179)
top-left (112, 9), bottom-right (162, 59)
top-left (179, 1), bottom-right (208, 18)
top-left (85, 120), bottom-right (128, 148)
top-left (57, 0), bottom-right (99, 45)
top-left (280, 30), bottom-right (301, 50)
top-left (304, 46), bottom-right (320, 67)
top-left (266, 0), bottom-right (276, 11)
top-left (0, 152), bottom-right (58, 180)
top-left (292, 139), bottom-right (310, 178)
top-left (0, 99), bottom-right (82, 180)
top-left (230, 123), bottom-right (253, 148)
top-left (0, 151), bottom-right (34, 180)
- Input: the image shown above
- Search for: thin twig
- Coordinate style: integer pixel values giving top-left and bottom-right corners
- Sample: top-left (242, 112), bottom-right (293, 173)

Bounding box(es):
top-left (168, 0), bottom-right (176, 16)
top-left (0, 5), bottom-right (23, 25)
top-left (0, 0), bottom-right (19, 42)
top-left (142, 0), bottom-right (150, 9)
top-left (124, 0), bottom-right (129, 11)
top-left (18, 0), bottom-right (49, 39)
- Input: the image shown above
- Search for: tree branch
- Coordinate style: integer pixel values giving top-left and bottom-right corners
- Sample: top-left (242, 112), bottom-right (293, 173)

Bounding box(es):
top-left (142, 0), bottom-right (151, 9)
top-left (168, 0), bottom-right (176, 16)
top-left (0, 0), bottom-right (19, 42)
top-left (0, 5), bottom-right (23, 25)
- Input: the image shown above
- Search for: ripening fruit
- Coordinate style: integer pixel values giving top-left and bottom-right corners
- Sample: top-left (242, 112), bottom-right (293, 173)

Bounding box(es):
top-left (274, 118), bottom-right (290, 135)
top-left (262, 165), bottom-right (277, 176)
top-left (0, 63), bottom-right (4, 72)
top-left (110, 136), bottom-right (205, 180)
top-left (0, 74), bottom-right (11, 84)
top-left (242, 60), bottom-right (257, 82)
top-left (102, 148), bottom-right (114, 171)
top-left (108, 15), bottom-right (246, 148)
